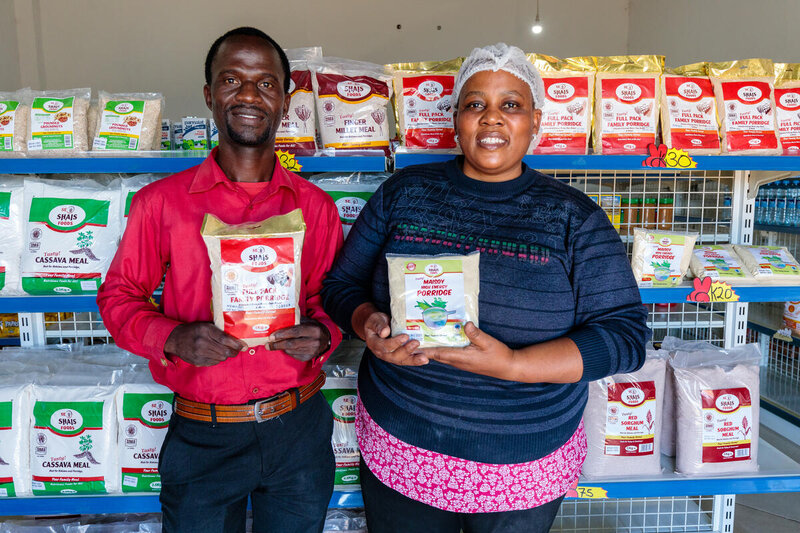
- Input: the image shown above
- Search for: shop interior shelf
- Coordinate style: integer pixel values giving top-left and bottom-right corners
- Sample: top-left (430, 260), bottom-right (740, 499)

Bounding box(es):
top-left (754, 223), bottom-right (800, 235)
top-left (747, 305), bottom-right (800, 347)
top-left (761, 367), bottom-right (800, 426)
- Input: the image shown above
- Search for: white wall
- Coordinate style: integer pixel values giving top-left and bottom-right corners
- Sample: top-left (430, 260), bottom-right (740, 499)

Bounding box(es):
top-left (9, 0), bottom-right (629, 119)
top-left (628, 0), bottom-right (800, 67)
top-left (0, 0), bottom-right (20, 91)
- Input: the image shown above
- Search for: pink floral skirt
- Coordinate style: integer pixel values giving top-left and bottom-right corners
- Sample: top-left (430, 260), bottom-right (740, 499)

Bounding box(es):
top-left (356, 397), bottom-right (587, 513)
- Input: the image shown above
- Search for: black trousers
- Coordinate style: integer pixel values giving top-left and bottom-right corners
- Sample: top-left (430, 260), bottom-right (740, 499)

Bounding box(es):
top-left (360, 460), bottom-right (565, 533)
top-left (158, 391), bottom-right (335, 533)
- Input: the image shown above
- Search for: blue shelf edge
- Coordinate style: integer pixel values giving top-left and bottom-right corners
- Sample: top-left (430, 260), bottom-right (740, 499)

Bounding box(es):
top-left (754, 223), bottom-right (800, 235)
top-left (0, 296), bottom-right (101, 313)
top-left (594, 473), bottom-right (800, 499)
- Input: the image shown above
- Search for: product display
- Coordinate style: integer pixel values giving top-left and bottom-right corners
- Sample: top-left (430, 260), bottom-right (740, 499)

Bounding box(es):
top-left (308, 171), bottom-right (390, 238)
top-left (631, 229), bottom-right (698, 287)
top-left (91, 92), bottom-right (163, 152)
top-left (160, 119), bottom-right (171, 150)
top-left (0, 381), bottom-right (32, 497)
top-left (208, 118), bottom-right (218, 149)
top-left (660, 63), bottom-right (722, 154)
top-left (0, 89), bottom-right (30, 154)
top-left (26, 89), bottom-right (91, 153)
top-left (582, 349), bottom-right (667, 479)
top-left (529, 54), bottom-right (595, 155)
top-left (773, 63), bottom-right (800, 154)
top-left (672, 344), bottom-right (761, 475)
top-left (0, 176), bottom-right (24, 294)
top-left (276, 47), bottom-right (322, 155)
top-left (202, 209), bottom-right (305, 347)
top-left (733, 244), bottom-right (800, 282)
top-left (21, 176), bottom-right (121, 295)
top-left (593, 55), bottom-right (663, 155)
top-left (120, 174), bottom-right (161, 235)
top-left (312, 57), bottom-right (393, 154)
top-left (386, 252), bottom-right (479, 348)
top-left (181, 117), bottom-right (208, 150)
top-left (170, 122), bottom-right (183, 150)
top-left (322, 354), bottom-right (359, 491)
top-left (390, 58), bottom-right (461, 150)
top-left (709, 59), bottom-right (780, 155)
top-left (784, 301), bottom-right (800, 336)
top-left (689, 244), bottom-right (752, 282)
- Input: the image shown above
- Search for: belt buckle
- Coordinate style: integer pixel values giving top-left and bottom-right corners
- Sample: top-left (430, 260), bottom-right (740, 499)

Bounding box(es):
top-left (252, 396), bottom-right (278, 423)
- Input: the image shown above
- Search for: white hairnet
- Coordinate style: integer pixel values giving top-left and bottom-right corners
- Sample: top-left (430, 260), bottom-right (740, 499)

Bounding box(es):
top-left (451, 43), bottom-right (545, 111)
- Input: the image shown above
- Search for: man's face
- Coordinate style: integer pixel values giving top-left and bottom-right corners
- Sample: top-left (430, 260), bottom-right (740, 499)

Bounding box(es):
top-left (204, 35), bottom-right (290, 148)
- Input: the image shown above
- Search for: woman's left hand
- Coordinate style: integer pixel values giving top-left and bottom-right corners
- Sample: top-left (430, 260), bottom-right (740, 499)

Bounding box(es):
top-left (418, 322), bottom-right (518, 380)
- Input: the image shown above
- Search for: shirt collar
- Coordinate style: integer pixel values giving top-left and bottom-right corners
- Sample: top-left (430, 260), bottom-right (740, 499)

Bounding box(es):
top-left (188, 147), bottom-right (298, 197)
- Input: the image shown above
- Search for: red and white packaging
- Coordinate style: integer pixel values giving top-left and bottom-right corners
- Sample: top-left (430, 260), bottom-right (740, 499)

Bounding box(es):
top-left (700, 387), bottom-right (753, 464)
top-left (594, 76), bottom-right (660, 154)
top-left (661, 72), bottom-right (721, 154)
top-left (773, 63), bottom-right (800, 154)
top-left (709, 59), bottom-right (780, 154)
top-left (312, 58), bottom-right (393, 155)
top-left (276, 47), bottom-right (322, 156)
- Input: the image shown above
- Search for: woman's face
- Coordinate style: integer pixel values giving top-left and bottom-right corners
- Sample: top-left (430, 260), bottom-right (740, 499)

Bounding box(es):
top-left (454, 70), bottom-right (541, 182)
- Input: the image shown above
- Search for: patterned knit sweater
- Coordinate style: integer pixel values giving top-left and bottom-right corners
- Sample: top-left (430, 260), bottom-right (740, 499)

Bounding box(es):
top-left (321, 158), bottom-right (650, 464)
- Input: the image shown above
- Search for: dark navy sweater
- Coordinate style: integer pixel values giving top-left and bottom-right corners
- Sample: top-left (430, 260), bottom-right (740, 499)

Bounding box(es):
top-left (321, 159), bottom-right (650, 464)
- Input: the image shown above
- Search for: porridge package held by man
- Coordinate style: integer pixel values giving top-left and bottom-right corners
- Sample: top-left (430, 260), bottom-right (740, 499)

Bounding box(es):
top-left (201, 209), bottom-right (305, 347)
top-left (582, 348), bottom-right (667, 479)
top-left (661, 63), bottom-right (722, 154)
top-left (529, 54), bottom-right (595, 155)
top-left (631, 229), bottom-right (698, 287)
top-left (0, 89), bottom-right (31, 155)
top-left (0, 175), bottom-right (25, 295)
top-left (593, 55), bottom-right (663, 155)
top-left (390, 58), bottom-right (462, 150)
top-left (386, 252), bottom-right (479, 348)
top-left (773, 62), bottom-right (800, 154)
top-left (90, 92), bottom-right (163, 152)
top-left (26, 88), bottom-right (91, 153)
top-left (276, 47), bottom-right (322, 156)
top-left (709, 59), bottom-right (780, 155)
top-left (672, 344), bottom-right (761, 475)
top-left (312, 57), bottom-right (393, 155)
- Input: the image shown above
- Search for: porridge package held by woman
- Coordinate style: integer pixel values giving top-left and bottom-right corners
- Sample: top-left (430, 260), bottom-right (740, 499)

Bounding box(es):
top-left (201, 209), bottom-right (305, 347)
top-left (21, 176), bottom-right (121, 295)
top-left (529, 54), bottom-right (595, 155)
top-left (732, 244), bottom-right (800, 282)
top-left (582, 348), bottom-right (667, 479)
top-left (631, 229), bottom-right (698, 287)
top-left (0, 89), bottom-right (31, 155)
top-left (709, 59), bottom-right (780, 155)
top-left (661, 63), bottom-right (722, 154)
top-left (593, 55), bottom-right (663, 155)
top-left (0, 175), bottom-right (25, 295)
top-left (390, 58), bottom-right (462, 150)
top-left (308, 171), bottom-right (390, 238)
top-left (773, 63), bottom-right (800, 154)
top-left (672, 343), bottom-right (761, 475)
top-left (689, 244), bottom-right (753, 282)
top-left (276, 47), bottom-right (322, 156)
top-left (312, 57), bottom-right (393, 155)
top-left (90, 91), bottom-right (163, 152)
top-left (386, 252), bottom-right (479, 348)
top-left (26, 88), bottom-right (91, 153)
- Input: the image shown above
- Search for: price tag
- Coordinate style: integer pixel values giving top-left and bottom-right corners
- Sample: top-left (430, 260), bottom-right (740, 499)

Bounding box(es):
top-left (642, 143), bottom-right (697, 169)
top-left (686, 278), bottom-right (740, 303)
top-left (569, 486), bottom-right (608, 499)
top-left (276, 150), bottom-right (302, 172)
top-left (774, 327), bottom-right (795, 343)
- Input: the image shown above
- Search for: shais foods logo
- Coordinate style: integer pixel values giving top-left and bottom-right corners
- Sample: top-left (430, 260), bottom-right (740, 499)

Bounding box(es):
top-left (50, 409), bottom-right (83, 433)
top-left (114, 102), bottom-right (135, 114)
top-left (48, 205), bottom-right (86, 229)
top-left (0, 103), bottom-right (7, 114)
top-left (241, 245), bottom-right (277, 268)
top-left (43, 100), bottom-right (65, 113)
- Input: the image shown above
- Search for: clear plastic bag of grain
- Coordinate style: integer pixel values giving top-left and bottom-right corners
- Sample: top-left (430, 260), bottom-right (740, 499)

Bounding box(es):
top-left (26, 88), bottom-right (91, 153)
top-left (0, 88), bottom-right (32, 156)
top-left (201, 209), bottom-right (305, 347)
top-left (91, 91), bottom-right (164, 152)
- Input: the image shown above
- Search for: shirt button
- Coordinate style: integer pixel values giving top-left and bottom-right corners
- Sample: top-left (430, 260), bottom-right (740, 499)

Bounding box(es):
top-left (161, 358), bottom-right (168, 367)
top-left (248, 348), bottom-right (256, 355)
top-left (252, 388), bottom-right (259, 394)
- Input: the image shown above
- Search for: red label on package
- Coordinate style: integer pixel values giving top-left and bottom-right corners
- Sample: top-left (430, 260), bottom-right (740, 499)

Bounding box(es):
top-left (401, 74), bottom-right (456, 149)
top-left (599, 77), bottom-right (657, 154)
top-left (604, 381), bottom-right (657, 457)
top-left (774, 87), bottom-right (800, 154)
top-left (701, 387), bottom-right (752, 463)
top-left (219, 237), bottom-right (297, 339)
top-left (663, 76), bottom-right (721, 151)
top-left (720, 80), bottom-right (779, 151)
top-left (535, 76), bottom-right (591, 154)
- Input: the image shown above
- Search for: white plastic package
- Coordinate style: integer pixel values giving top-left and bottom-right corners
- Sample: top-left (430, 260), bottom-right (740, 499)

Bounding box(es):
top-left (732, 244), bottom-right (800, 283)
top-left (0, 175), bottom-right (25, 295)
top-left (91, 91), bottom-right (164, 152)
top-left (21, 176), bottom-right (121, 295)
top-left (321, 371), bottom-right (359, 491)
top-left (672, 344), bottom-right (761, 475)
top-left (689, 244), bottom-right (753, 283)
top-left (631, 229), bottom-right (698, 287)
top-left (0, 88), bottom-right (31, 155)
top-left (582, 349), bottom-right (667, 478)
top-left (120, 174), bottom-right (161, 235)
top-left (0, 380), bottom-right (34, 497)
top-left (308, 172), bottom-right (390, 238)
top-left (26, 88), bottom-right (91, 153)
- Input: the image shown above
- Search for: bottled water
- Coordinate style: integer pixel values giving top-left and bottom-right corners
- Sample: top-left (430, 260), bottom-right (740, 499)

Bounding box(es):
top-left (776, 180), bottom-right (788, 226)
top-left (765, 184), bottom-right (777, 226)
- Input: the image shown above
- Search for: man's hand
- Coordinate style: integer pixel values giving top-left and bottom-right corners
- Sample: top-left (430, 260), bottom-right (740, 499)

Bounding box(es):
top-left (164, 322), bottom-right (247, 367)
top-left (418, 322), bottom-right (515, 379)
top-left (267, 317), bottom-right (331, 362)
top-left (362, 311), bottom-right (428, 366)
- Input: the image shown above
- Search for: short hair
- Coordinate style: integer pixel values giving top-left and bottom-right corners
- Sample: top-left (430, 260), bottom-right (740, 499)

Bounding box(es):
top-left (204, 27), bottom-right (291, 92)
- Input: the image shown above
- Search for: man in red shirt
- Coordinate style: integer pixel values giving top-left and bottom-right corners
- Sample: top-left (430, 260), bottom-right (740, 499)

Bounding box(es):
top-left (97, 27), bottom-right (343, 533)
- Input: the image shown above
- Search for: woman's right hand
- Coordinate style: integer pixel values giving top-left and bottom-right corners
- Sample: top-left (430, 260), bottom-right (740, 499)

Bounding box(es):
top-left (352, 303), bottom-right (429, 366)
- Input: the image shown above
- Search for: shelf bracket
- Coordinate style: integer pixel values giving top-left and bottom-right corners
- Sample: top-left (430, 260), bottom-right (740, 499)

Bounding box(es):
top-left (18, 312), bottom-right (46, 347)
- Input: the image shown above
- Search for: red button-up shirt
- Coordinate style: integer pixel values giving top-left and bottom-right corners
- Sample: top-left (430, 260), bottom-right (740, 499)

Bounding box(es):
top-left (97, 149), bottom-right (344, 404)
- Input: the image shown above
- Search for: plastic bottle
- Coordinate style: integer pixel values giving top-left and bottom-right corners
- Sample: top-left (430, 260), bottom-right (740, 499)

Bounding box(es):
top-left (765, 183), bottom-right (777, 226)
top-left (789, 179), bottom-right (800, 227)
top-left (776, 180), bottom-right (789, 226)
top-left (754, 194), bottom-right (764, 225)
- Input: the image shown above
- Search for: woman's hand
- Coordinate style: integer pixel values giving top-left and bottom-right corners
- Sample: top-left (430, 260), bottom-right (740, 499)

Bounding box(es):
top-left (352, 302), bottom-right (428, 366)
top-left (419, 322), bottom-right (517, 379)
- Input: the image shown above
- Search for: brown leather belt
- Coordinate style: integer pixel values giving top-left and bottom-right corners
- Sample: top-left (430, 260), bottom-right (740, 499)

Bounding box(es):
top-left (174, 371), bottom-right (326, 423)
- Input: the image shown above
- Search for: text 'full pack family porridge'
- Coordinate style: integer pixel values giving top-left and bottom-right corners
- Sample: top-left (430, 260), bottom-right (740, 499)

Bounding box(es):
top-left (312, 58), bottom-right (393, 155)
top-left (661, 63), bottom-right (722, 154)
top-left (773, 62), bottom-right (800, 154)
top-left (202, 209), bottom-right (305, 347)
top-left (21, 176), bottom-right (121, 295)
top-left (387, 252), bottom-right (479, 348)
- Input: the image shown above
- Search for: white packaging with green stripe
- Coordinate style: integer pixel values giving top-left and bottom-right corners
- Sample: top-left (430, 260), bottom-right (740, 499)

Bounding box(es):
top-left (0, 88), bottom-right (30, 154)
top-left (21, 176), bottom-right (121, 295)
top-left (308, 172), bottom-right (390, 238)
top-left (116, 382), bottom-right (173, 493)
top-left (322, 370), bottom-right (359, 490)
top-left (120, 174), bottom-right (161, 235)
top-left (26, 88), bottom-right (91, 153)
top-left (0, 175), bottom-right (24, 295)
top-left (0, 380), bottom-right (33, 497)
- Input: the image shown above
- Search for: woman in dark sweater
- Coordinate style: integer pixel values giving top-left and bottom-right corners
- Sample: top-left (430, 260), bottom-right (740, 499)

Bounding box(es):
top-left (321, 44), bottom-right (650, 532)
